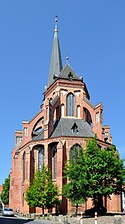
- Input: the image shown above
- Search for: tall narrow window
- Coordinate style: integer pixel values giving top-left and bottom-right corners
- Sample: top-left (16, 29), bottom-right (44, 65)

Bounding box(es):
top-left (16, 136), bottom-right (22, 145)
top-left (61, 104), bottom-right (64, 117)
top-left (77, 105), bottom-right (80, 118)
top-left (66, 93), bottom-right (74, 116)
top-left (95, 112), bottom-right (100, 123)
top-left (46, 107), bottom-right (48, 120)
top-left (23, 127), bottom-right (28, 137)
top-left (39, 146), bottom-right (44, 170)
top-left (83, 108), bottom-right (87, 121)
top-left (52, 146), bottom-right (57, 180)
top-left (22, 193), bottom-right (24, 207)
top-left (22, 152), bottom-right (26, 182)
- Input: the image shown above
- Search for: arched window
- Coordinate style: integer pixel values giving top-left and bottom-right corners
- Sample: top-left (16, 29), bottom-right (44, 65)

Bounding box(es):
top-left (70, 144), bottom-right (82, 160)
top-left (39, 146), bottom-right (44, 170)
top-left (76, 105), bottom-right (81, 118)
top-left (95, 112), bottom-right (100, 123)
top-left (22, 152), bottom-right (26, 182)
top-left (66, 93), bottom-right (74, 116)
top-left (52, 146), bottom-right (57, 180)
top-left (61, 104), bottom-right (64, 117)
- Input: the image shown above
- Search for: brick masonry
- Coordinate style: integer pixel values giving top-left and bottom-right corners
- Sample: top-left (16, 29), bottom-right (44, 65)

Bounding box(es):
top-left (9, 21), bottom-right (121, 215)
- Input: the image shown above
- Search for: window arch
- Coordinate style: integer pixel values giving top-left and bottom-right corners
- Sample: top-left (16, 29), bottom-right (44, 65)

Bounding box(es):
top-left (70, 144), bottom-right (82, 160)
top-left (32, 117), bottom-right (44, 139)
top-left (39, 146), bottom-right (44, 170)
top-left (66, 93), bottom-right (74, 116)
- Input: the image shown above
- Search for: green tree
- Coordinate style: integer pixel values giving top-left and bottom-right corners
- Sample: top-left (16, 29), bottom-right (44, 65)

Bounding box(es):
top-left (85, 138), bottom-right (124, 209)
top-left (25, 166), bottom-right (60, 214)
top-left (1, 175), bottom-right (10, 205)
top-left (63, 138), bottom-right (125, 214)
top-left (63, 146), bottom-right (90, 215)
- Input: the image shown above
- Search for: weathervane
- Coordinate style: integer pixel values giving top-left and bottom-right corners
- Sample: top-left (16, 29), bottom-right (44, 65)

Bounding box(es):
top-left (55, 15), bottom-right (58, 23)
top-left (54, 15), bottom-right (58, 32)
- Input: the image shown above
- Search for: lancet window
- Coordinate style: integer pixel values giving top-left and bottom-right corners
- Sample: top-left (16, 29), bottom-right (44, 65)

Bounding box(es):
top-left (66, 93), bottom-right (74, 116)
top-left (39, 146), bottom-right (44, 170)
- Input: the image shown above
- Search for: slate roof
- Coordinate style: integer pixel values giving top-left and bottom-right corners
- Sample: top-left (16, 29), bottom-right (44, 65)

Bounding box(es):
top-left (58, 64), bottom-right (82, 81)
top-left (48, 19), bottom-right (62, 87)
top-left (32, 129), bottom-right (44, 141)
top-left (47, 20), bottom-right (83, 88)
top-left (83, 96), bottom-right (95, 109)
top-left (50, 95), bottom-right (60, 107)
top-left (50, 118), bottom-right (94, 138)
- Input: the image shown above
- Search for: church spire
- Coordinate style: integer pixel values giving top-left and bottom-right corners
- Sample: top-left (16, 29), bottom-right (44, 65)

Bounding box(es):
top-left (48, 17), bottom-right (63, 87)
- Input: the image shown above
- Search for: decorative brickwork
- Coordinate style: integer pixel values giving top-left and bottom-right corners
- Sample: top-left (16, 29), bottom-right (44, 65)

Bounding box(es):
top-left (9, 20), bottom-right (121, 214)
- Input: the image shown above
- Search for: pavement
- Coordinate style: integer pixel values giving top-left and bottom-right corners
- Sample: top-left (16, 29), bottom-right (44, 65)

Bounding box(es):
top-left (14, 213), bottom-right (125, 224)
top-left (33, 215), bottom-right (125, 224)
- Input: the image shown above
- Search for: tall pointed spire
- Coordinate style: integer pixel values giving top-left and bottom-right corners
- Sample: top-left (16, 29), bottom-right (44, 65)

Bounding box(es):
top-left (48, 17), bottom-right (63, 87)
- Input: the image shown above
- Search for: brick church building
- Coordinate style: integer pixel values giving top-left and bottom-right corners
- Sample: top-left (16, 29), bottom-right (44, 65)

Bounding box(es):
top-left (9, 19), bottom-right (122, 214)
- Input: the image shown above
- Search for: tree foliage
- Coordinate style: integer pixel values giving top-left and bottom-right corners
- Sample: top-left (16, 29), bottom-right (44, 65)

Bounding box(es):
top-left (63, 138), bottom-right (125, 213)
top-left (63, 146), bottom-right (90, 215)
top-left (1, 175), bottom-right (10, 205)
top-left (85, 138), bottom-right (124, 207)
top-left (25, 166), bottom-right (60, 214)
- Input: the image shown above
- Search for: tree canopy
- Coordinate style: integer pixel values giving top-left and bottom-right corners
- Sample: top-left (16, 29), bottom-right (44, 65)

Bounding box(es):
top-left (84, 139), bottom-right (124, 207)
top-left (1, 175), bottom-right (10, 205)
top-left (63, 146), bottom-right (89, 215)
top-left (25, 166), bottom-right (60, 214)
top-left (63, 138), bottom-right (125, 213)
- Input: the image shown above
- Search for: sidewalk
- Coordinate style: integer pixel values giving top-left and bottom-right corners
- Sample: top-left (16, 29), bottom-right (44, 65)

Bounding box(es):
top-left (34, 215), bottom-right (125, 224)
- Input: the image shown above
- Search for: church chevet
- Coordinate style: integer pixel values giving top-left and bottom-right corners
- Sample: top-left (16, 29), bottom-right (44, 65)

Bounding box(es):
top-left (9, 19), bottom-right (122, 214)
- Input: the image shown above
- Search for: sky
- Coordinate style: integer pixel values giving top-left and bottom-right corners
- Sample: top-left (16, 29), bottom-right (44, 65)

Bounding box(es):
top-left (0, 0), bottom-right (125, 184)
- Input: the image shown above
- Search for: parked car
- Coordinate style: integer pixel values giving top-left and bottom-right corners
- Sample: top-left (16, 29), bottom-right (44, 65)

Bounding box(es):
top-left (2, 208), bottom-right (14, 216)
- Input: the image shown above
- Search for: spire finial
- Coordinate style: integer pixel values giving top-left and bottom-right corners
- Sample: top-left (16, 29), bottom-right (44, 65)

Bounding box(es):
top-left (54, 15), bottom-right (58, 32)
top-left (66, 49), bottom-right (69, 64)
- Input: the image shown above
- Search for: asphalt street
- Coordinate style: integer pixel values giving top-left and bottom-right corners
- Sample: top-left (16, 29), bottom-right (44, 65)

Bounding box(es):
top-left (0, 216), bottom-right (36, 224)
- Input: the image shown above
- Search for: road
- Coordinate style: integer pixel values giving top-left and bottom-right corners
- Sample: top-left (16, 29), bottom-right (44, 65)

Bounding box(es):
top-left (0, 216), bottom-right (40, 224)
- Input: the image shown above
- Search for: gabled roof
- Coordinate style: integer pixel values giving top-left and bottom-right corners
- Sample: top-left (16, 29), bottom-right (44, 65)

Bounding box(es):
top-left (50, 118), bottom-right (94, 138)
top-left (58, 63), bottom-right (82, 81)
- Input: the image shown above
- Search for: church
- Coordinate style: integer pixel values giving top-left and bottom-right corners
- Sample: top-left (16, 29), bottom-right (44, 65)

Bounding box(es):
top-left (9, 19), bottom-right (122, 214)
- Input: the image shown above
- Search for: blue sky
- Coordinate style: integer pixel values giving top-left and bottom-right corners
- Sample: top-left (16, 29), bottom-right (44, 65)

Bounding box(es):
top-left (0, 0), bottom-right (125, 184)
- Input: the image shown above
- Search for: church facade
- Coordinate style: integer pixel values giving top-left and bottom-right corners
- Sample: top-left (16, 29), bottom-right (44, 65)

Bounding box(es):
top-left (9, 19), bottom-right (122, 214)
